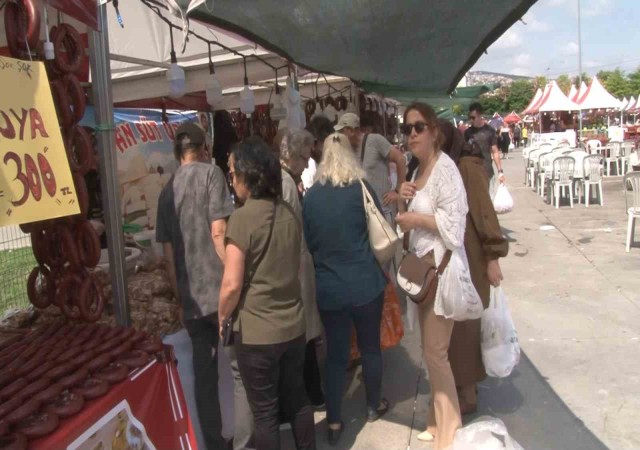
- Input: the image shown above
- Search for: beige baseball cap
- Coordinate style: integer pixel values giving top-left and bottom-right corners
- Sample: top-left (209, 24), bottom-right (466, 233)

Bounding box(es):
top-left (334, 113), bottom-right (360, 131)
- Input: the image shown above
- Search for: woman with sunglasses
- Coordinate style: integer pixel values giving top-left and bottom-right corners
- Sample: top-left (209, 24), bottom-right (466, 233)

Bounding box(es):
top-left (396, 103), bottom-right (475, 450)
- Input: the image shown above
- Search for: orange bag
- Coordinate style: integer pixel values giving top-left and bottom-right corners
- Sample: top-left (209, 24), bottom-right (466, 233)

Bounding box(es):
top-left (350, 283), bottom-right (404, 361)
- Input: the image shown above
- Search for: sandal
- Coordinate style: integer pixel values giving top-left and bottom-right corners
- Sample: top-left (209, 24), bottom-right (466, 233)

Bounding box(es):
top-left (366, 398), bottom-right (389, 422)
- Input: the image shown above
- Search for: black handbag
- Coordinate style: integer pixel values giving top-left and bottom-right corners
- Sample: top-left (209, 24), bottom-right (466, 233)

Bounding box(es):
top-left (223, 201), bottom-right (277, 346)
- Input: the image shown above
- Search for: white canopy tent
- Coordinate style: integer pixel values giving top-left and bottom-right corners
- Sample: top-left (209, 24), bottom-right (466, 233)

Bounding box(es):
top-left (568, 85), bottom-right (578, 102)
top-left (522, 87), bottom-right (543, 114)
top-left (0, 1), bottom-right (355, 110)
top-left (532, 81), bottom-right (579, 113)
top-left (625, 96), bottom-right (637, 111)
top-left (576, 76), bottom-right (623, 110)
top-left (573, 81), bottom-right (588, 103)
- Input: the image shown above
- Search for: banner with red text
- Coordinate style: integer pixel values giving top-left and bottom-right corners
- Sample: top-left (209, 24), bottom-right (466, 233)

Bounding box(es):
top-left (0, 56), bottom-right (79, 226)
top-left (80, 108), bottom-right (202, 230)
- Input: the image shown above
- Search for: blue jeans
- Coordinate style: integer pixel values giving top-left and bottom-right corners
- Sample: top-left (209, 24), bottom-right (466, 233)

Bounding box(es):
top-left (319, 293), bottom-right (384, 424)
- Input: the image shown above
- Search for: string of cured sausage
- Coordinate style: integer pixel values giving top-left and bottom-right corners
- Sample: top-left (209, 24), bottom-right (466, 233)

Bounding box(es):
top-left (4, 3), bottom-right (104, 324)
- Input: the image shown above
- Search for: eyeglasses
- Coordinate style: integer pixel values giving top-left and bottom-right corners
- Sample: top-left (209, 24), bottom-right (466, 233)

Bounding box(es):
top-left (400, 122), bottom-right (427, 136)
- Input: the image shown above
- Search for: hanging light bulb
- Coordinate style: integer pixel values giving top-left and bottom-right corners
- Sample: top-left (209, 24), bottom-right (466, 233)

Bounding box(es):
top-left (271, 77), bottom-right (287, 121)
top-left (205, 44), bottom-right (223, 108)
top-left (240, 57), bottom-right (255, 114)
top-left (167, 26), bottom-right (186, 99)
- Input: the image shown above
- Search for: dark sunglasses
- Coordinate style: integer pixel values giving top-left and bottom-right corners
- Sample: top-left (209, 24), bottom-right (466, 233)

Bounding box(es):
top-left (400, 122), bottom-right (428, 136)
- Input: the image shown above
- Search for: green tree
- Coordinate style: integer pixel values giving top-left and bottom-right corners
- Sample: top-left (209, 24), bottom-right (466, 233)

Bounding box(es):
top-left (628, 67), bottom-right (640, 94)
top-left (452, 104), bottom-right (465, 116)
top-left (505, 80), bottom-right (535, 112)
top-left (479, 94), bottom-right (505, 116)
top-left (534, 76), bottom-right (547, 89)
top-left (598, 69), bottom-right (630, 98)
top-left (556, 74), bottom-right (572, 95)
top-left (573, 72), bottom-right (591, 87)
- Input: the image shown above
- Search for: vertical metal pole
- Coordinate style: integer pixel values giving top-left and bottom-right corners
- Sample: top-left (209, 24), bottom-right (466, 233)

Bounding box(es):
top-left (89, 2), bottom-right (130, 326)
top-left (578, 0), bottom-right (583, 140)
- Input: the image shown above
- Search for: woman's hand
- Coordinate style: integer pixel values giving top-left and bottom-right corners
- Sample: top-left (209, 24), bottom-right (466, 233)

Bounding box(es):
top-left (399, 181), bottom-right (417, 200)
top-left (487, 259), bottom-right (503, 287)
top-left (396, 212), bottom-right (420, 232)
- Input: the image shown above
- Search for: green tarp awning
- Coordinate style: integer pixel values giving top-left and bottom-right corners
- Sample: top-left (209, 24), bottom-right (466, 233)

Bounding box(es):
top-left (186, 0), bottom-right (537, 94)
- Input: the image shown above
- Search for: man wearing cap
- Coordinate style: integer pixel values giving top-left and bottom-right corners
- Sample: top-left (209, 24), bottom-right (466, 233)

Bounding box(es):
top-left (335, 113), bottom-right (407, 224)
top-left (156, 122), bottom-right (234, 450)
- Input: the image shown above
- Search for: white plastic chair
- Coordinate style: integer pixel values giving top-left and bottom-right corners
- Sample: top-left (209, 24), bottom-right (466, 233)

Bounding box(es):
top-left (538, 152), bottom-right (555, 199)
top-left (522, 145), bottom-right (537, 184)
top-left (581, 155), bottom-right (604, 207)
top-left (627, 151), bottom-right (639, 174)
top-left (621, 142), bottom-right (635, 173)
top-left (527, 148), bottom-right (546, 188)
top-left (586, 139), bottom-right (602, 155)
top-left (605, 141), bottom-right (622, 176)
top-left (551, 156), bottom-right (575, 208)
top-left (624, 172), bottom-right (640, 252)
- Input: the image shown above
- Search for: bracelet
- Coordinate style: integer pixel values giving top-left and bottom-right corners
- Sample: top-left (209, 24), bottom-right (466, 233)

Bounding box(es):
top-left (498, 170), bottom-right (504, 174)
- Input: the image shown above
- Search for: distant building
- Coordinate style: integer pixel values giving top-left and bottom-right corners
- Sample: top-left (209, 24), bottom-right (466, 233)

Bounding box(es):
top-left (459, 71), bottom-right (533, 87)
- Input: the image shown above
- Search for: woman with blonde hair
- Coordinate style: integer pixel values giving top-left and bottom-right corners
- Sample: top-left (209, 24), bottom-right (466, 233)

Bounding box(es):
top-left (302, 133), bottom-right (389, 446)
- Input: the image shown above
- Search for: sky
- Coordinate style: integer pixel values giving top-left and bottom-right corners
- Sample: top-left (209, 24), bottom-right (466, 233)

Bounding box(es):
top-left (470, 0), bottom-right (640, 79)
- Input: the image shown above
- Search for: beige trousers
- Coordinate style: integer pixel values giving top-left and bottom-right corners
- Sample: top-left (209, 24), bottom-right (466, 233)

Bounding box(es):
top-left (419, 300), bottom-right (462, 450)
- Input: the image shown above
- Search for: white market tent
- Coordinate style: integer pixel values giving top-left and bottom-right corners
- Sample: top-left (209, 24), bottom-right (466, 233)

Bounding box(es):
top-left (621, 97), bottom-right (629, 109)
top-left (576, 76), bottom-right (622, 110)
top-left (0, 1), bottom-right (354, 111)
top-left (522, 87), bottom-right (543, 114)
top-left (532, 81), bottom-right (579, 113)
top-left (573, 81), bottom-right (588, 103)
top-left (568, 85), bottom-right (578, 102)
top-left (625, 96), bottom-right (637, 111)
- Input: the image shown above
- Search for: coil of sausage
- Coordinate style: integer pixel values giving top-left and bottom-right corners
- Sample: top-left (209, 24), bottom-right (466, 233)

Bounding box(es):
top-left (71, 377), bottom-right (109, 400)
top-left (0, 433), bottom-right (27, 450)
top-left (3, 0), bottom-right (40, 59)
top-left (15, 412), bottom-right (59, 440)
top-left (75, 221), bottom-right (101, 268)
top-left (52, 23), bottom-right (83, 74)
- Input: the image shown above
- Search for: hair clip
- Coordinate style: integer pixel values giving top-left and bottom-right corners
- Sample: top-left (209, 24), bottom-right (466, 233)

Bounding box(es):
top-left (332, 134), bottom-right (341, 142)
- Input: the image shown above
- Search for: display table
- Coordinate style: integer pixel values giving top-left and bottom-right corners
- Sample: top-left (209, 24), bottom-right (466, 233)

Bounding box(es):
top-left (29, 347), bottom-right (196, 450)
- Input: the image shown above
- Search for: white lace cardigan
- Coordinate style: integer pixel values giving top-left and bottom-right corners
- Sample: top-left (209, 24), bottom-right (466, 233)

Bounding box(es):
top-left (408, 152), bottom-right (482, 319)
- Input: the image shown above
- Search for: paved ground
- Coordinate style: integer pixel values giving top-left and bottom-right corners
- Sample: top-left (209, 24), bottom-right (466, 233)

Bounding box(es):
top-left (170, 148), bottom-right (640, 450)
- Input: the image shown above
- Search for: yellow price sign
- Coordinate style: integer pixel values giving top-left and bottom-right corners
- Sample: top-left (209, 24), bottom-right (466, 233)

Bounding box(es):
top-left (0, 56), bottom-right (79, 226)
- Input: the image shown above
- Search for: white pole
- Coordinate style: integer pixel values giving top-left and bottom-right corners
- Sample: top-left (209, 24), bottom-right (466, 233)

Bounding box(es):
top-left (578, 0), bottom-right (583, 141)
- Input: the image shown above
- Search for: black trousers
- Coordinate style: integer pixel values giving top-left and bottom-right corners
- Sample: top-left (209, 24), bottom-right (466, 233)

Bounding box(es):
top-left (304, 339), bottom-right (325, 407)
top-left (236, 334), bottom-right (316, 450)
top-left (184, 314), bottom-right (226, 450)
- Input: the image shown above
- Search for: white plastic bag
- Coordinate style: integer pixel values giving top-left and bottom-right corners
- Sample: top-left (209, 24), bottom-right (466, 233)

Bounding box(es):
top-left (435, 248), bottom-right (484, 321)
top-left (481, 287), bottom-right (520, 378)
top-left (493, 184), bottom-right (514, 214)
top-left (452, 416), bottom-right (524, 450)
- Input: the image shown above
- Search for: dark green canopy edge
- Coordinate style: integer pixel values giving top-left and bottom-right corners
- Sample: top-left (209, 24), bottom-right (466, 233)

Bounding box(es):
top-left (188, 1), bottom-right (537, 95)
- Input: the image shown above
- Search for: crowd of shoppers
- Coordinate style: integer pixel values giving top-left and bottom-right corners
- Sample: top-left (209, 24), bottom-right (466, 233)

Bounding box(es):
top-left (157, 100), bottom-right (508, 450)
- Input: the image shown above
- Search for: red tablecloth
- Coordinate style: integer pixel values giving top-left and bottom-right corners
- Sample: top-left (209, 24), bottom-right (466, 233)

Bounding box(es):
top-left (30, 347), bottom-right (196, 450)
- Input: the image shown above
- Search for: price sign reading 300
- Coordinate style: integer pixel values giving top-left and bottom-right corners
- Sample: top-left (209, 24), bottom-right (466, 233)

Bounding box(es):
top-left (0, 57), bottom-right (79, 226)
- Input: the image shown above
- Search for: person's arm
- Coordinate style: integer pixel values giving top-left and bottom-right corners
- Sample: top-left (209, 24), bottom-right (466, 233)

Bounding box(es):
top-left (211, 218), bottom-right (227, 262)
top-left (382, 145), bottom-right (407, 206)
top-left (459, 159), bottom-right (508, 286)
top-left (218, 242), bottom-right (245, 334)
top-left (491, 144), bottom-right (505, 181)
top-left (163, 243), bottom-right (180, 302)
top-left (208, 166), bottom-right (234, 261)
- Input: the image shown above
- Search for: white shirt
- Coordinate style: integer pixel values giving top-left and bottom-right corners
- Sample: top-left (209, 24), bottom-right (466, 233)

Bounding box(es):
top-left (408, 153), bottom-right (467, 259)
top-left (301, 158), bottom-right (317, 191)
top-left (407, 153), bottom-right (482, 319)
